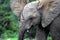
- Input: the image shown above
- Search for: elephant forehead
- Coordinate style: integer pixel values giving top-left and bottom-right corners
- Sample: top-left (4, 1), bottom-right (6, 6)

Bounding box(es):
top-left (22, 7), bottom-right (39, 20)
top-left (22, 9), bottom-right (39, 20)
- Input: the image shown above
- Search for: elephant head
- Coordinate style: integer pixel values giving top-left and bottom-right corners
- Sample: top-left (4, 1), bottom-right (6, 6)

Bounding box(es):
top-left (18, 1), bottom-right (42, 40)
top-left (20, 1), bottom-right (42, 29)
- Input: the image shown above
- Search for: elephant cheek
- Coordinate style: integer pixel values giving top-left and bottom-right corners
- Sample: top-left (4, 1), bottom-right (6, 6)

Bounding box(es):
top-left (25, 24), bottom-right (31, 30)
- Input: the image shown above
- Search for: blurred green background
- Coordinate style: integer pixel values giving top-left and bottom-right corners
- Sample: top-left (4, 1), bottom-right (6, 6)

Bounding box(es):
top-left (0, 0), bottom-right (19, 40)
top-left (0, 0), bottom-right (52, 40)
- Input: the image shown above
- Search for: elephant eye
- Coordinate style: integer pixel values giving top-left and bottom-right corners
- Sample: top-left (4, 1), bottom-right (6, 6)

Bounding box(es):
top-left (29, 17), bottom-right (33, 20)
top-left (29, 17), bottom-right (37, 21)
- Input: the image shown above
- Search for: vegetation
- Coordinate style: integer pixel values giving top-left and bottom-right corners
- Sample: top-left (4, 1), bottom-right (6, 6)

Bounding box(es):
top-left (0, 0), bottom-right (19, 39)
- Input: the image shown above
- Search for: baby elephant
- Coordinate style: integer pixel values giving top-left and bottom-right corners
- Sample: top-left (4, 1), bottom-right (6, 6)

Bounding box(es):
top-left (19, 0), bottom-right (60, 40)
top-left (18, 1), bottom-right (41, 40)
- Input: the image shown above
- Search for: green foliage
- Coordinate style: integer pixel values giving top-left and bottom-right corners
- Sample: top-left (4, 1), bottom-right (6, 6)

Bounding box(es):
top-left (0, 0), bottom-right (19, 38)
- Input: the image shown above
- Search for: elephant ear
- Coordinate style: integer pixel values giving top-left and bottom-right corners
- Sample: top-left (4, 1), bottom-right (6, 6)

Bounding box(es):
top-left (10, 0), bottom-right (29, 17)
top-left (41, 1), bottom-right (60, 27)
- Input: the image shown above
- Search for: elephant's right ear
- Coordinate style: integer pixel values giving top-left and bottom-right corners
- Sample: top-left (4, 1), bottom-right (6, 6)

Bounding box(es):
top-left (10, 0), bottom-right (29, 17)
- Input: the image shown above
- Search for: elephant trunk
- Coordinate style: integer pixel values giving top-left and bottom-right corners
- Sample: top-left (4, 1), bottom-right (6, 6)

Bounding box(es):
top-left (18, 26), bottom-right (26, 40)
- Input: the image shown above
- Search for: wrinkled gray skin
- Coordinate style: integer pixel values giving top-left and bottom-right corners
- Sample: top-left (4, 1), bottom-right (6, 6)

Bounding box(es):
top-left (18, 0), bottom-right (60, 40)
top-left (36, 15), bottom-right (60, 40)
top-left (18, 1), bottom-right (41, 40)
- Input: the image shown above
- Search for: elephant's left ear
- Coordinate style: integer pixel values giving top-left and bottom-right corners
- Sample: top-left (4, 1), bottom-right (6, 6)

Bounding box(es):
top-left (41, 1), bottom-right (60, 27)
